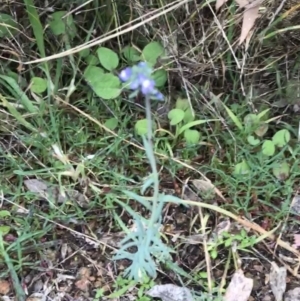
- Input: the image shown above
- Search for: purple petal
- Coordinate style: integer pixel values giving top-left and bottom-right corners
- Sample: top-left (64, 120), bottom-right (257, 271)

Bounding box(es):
top-left (153, 91), bottom-right (164, 101)
top-left (137, 62), bottom-right (148, 69)
top-left (141, 79), bottom-right (155, 95)
top-left (119, 67), bottom-right (132, 82)
top-left (129, 79), bottom-right (140, 90)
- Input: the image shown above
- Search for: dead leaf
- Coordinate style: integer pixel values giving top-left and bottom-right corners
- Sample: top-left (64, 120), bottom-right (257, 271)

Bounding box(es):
top-left (182, 233), bottom-right (206, 245)
top-left (284, 287), bottom-right (300, 301)
top-left (75, 278), bottom-right (90, 292)
top-left (239, 5), bottom-right (260, 45)
top-left (24, 179), bottom-right (48, 194)
top-left (291, 195), bottom-right (300, 214)
top-left (0, 279), bottom-right (10, 294)
top-left (192, 179), bottom-right (216, 195)
top-left (24, 179), bottom-right (89, 207)
top-left (70, 231), bottom-right (100, 248)
top-left (60, 243), bottom-right (68, 259)
top-left (26, 293), bottom-right (44, 301)
top-left (216, 0), bottom-right (228, 11)
top-left (75, 267), bottom-right (91, 292)
top-left (292, 234), bottom-right (300, 249)
top-left (96, 232), bottom-right (124, 248)
top-left (269, 262), bottom-right (287, 301)
top-left (208, 218), bottom-right (231, 244)
top-left (77, 267), bottom-right (91, 279)
top-left (146, 284), bottom-right (193, 301)
top-left (182, 184), bottom-right (202, 202)
top-left (224, 269), bottom-right (253, 301)
top-left (235, 0), bottom-right (249, 7)
top-left (235, 0), bottom-right (262, 9)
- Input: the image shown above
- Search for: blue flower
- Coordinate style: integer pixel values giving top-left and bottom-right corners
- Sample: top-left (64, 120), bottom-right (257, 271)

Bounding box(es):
top-left (119, 62), bottom-right (164, 101)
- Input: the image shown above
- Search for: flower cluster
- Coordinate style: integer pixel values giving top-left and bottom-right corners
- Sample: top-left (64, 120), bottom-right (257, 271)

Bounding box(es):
top-left (119, 62), bottom-right (164, 101)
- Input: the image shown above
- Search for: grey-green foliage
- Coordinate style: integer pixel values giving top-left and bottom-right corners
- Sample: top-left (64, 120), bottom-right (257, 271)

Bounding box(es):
top-left (113, 136), bottom-right (181, 281)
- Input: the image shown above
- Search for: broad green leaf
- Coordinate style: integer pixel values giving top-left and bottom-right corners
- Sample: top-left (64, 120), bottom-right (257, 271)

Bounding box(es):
top-left (0, 226), bottom-right (10, 235)
top-left (0, 210), bottom-right (10, 218)
top-left (134, 119), bottom-right (157, 136)
top-left (84, 66), bottom-right (104, 85)
top-left (168, 108), bottom-right (185, 126)
top-left (0, 13), bottom-right (18, 38)
top-left (255, 123), bottom-right (268, 137)
top-left (244, 113), bottom-right (259, 131)
top-left (135, 119), bottom-right (148, 136)
top-left (176, 98), bottom-right (189, 110)
top-left (92, 73), bottom-right (121, 99)
top-left (183, 107), bottom-right (195, 123)
top-left (30, 77), bottom-right (47, 94)
top-left (97, 47), bottom-right (119, 71)
top-left (262, 140), bottom-right (275, 156)
top-left (142, 41), bottom-right (165, 65)
top-left (178, 119), bottom-right (218, 136)
top-left (223, 104), bottom-right (243, 131)
top-left (48, 11), bottom-right (77, 37)
top-left (85, 54), bottom-right (99, 65)
top-left (272, 161), bottom-right (290, 180)
top-left (153, 69), bottom-right (167, 87)
top-left (79, 48), bottom-right (90, 58)
top-left (247, 135), bottom-right (260, 146)
top-left (211, 249), bottom-right (218, 259)
top-left (199, 272), bottom-right (208, 278)
top-left (184, 129), bottom-right (201, 145)
top-left (272, 129), bottom-right (290, 147)
top-left (122, 46), bottom-right (140, 62)
top-left (104, 118), bottom-right (118, 130)
top-left (234, 160), bottom-right (250, 175)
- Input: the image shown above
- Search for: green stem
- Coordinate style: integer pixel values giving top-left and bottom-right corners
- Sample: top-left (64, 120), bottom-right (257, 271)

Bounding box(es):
top-left (144, 96), bottom-right (160, 227)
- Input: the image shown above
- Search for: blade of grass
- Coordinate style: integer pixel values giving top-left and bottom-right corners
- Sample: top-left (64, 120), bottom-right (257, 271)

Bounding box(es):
top-left (23, 0), bottom-right (46, 58)
top-left (23, 0), bottom-right (54, 92)
top-left (0, 93), bottom-right (37, 132)
top-left (222, 103), bottom-right (244, 131)
top-left (0, 75), bottom-right (37, 113)
top-left (0, 235), bottom-right (26, 301)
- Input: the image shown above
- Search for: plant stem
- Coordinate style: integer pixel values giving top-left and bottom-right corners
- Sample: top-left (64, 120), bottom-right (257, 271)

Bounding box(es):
top-left (144, 96), bottom-right (160, 227)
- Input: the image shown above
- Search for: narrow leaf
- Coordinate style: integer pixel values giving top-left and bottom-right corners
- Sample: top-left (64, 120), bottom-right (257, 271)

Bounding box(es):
top-left (178, 119), bottom-right (218, 135)
top-left (0, 75), bottom-right (37, 113)
top-left (23, 0), bottom-right (46, 57)
top-left (223, 104), bottom-right (243, 131)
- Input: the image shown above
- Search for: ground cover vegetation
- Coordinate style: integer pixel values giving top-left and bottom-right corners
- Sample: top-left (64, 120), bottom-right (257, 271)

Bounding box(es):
top-left (0, 0), bottom-right (300, 300)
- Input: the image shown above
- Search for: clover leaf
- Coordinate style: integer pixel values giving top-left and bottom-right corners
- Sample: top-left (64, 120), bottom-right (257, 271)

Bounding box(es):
top-left (168, 109), bottom-right (185, 126)
top-left (97, 47), bottom-right (119, 71)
